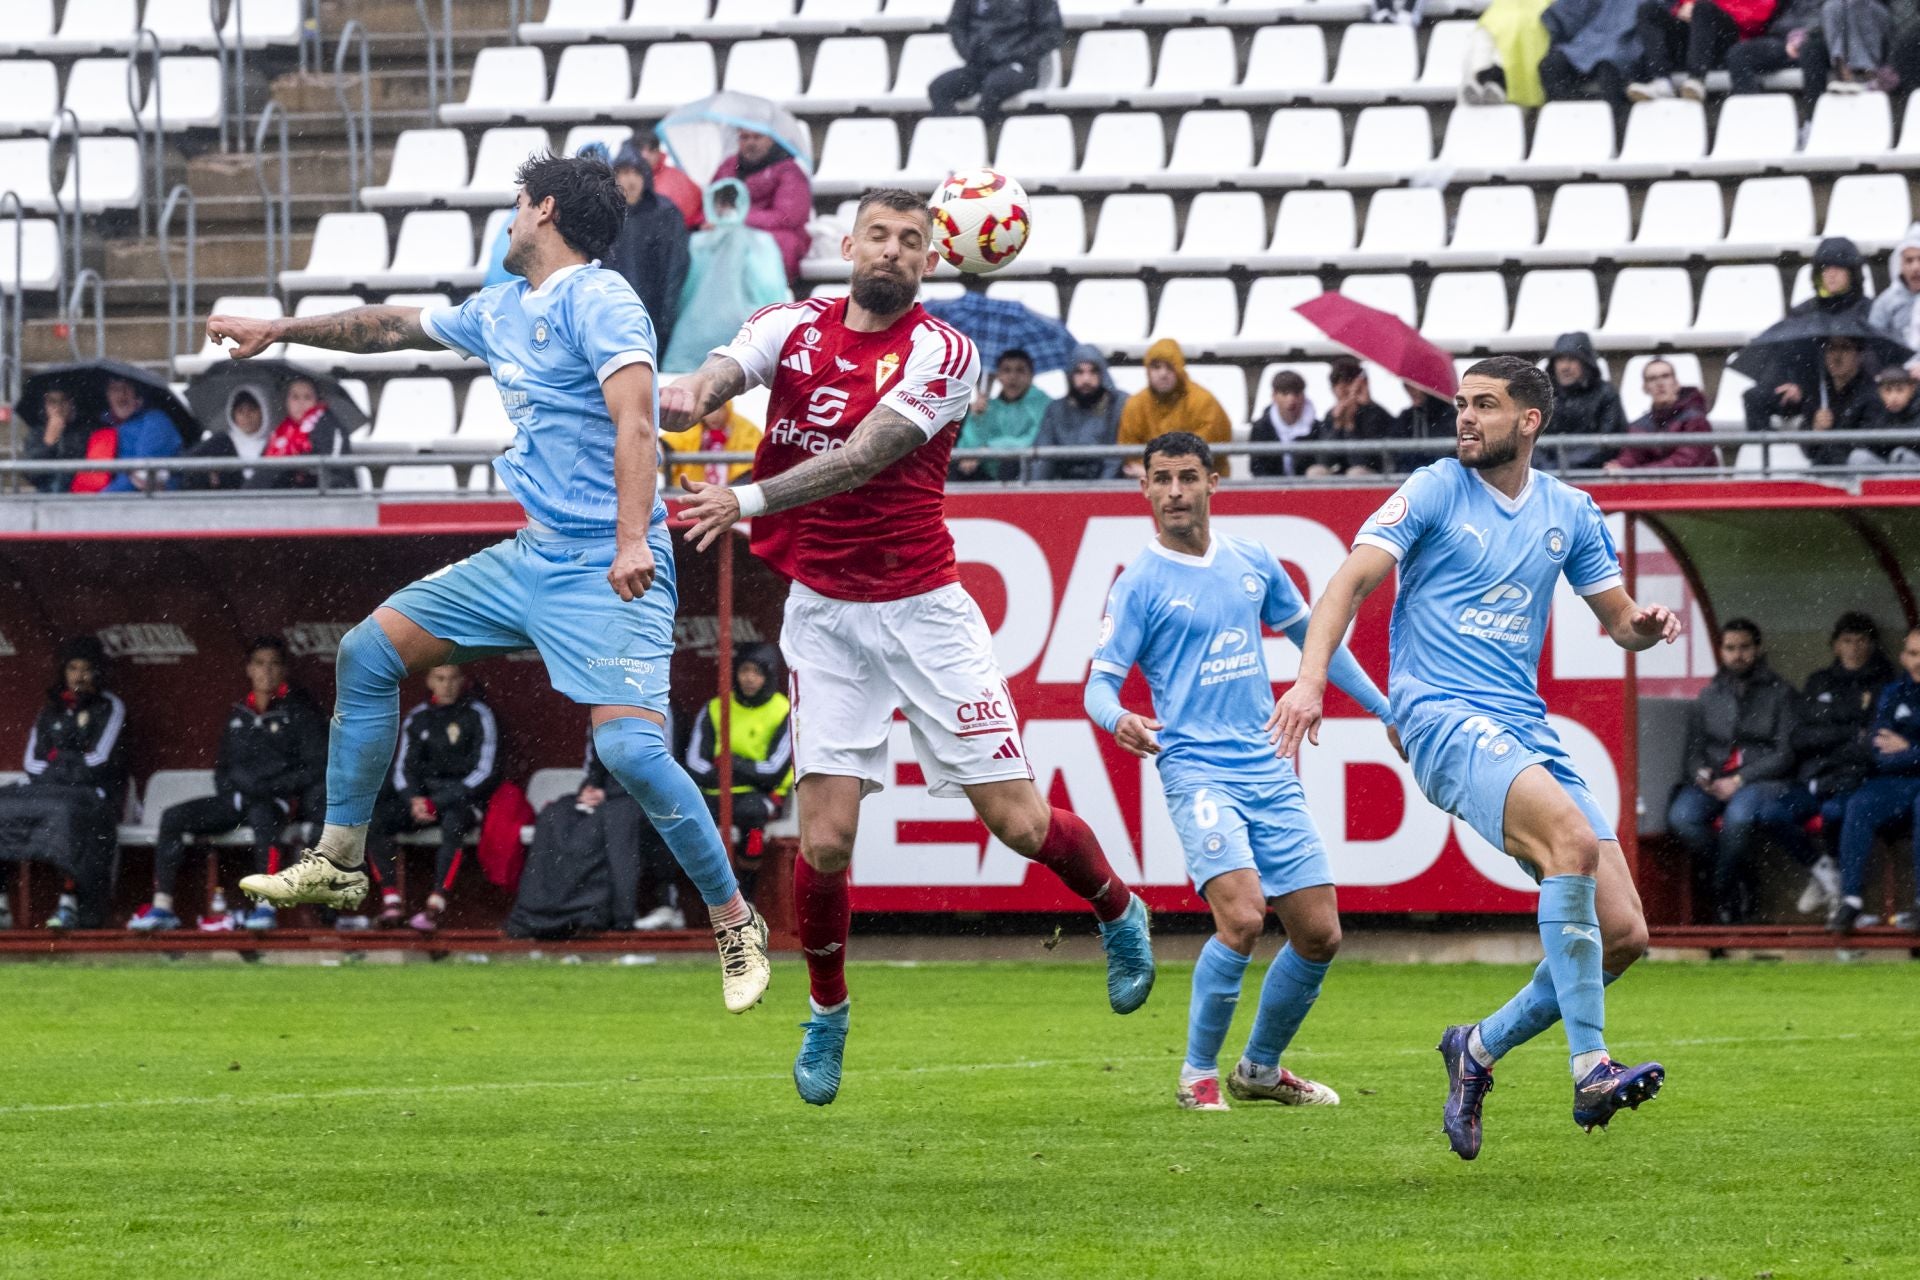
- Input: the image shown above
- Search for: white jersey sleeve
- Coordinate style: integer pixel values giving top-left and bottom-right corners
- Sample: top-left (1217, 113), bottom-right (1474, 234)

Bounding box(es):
top-left (880, 318), bottom-right (985, 440)
top-left (710, 300), bottom-right (827, 392)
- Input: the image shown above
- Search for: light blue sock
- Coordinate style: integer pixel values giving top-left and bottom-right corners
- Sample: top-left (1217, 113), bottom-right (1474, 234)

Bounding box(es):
top-left (592, 717), bottom-right (739, 907)
top-left (1479, 961), bottom-right (1621, 1061)
top-left (1241, 943), bottom-right (1331, 1069)
top-left (1536, 874), bottom-right (1607, 1064)
top-left (1184, 937), bottom-right (1252, 1073)
top-left (323, 619), bottom-right (410, 827)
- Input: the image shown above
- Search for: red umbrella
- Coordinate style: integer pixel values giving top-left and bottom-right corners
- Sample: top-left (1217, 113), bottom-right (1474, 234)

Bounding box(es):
top-left (1293, 293), bottom-right (1458, 401)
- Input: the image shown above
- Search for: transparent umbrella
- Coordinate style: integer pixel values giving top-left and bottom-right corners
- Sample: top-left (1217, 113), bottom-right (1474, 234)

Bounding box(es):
top-left (657, 91), bottom-right (814, 186)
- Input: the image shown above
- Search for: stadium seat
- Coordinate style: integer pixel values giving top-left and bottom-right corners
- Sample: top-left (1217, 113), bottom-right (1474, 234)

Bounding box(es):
top-left (1153, 277), bottom-right (1240, 350)
top-left (381, 211), bottom-right (478, 289)
top-left (1017, 194), bottom-right (1086, 264)
top-left (138, 57), bottom-right (226, 132)
top-left (0, 139), bottom-right (57, 213)
top-left (995, 115), bottom-right (1076, 179)
top-left (887, 33), bottom-right (964, 105)
top-left (1421, 272), bottom-right (1509, 347)
top-left (440, 46), bottom-right (548, 125)
top-left (281, 211), bottom-right (391, 292)
top-left (1087, 194), bottom-right (1177, 262)
top-left (1176, 191), bottom-right (1266, 267)
top-left (1722, 176), bottom-right (1815, 255)
top-left (1708, 363), bottom-right (1755, 427)
top-left (1337, 273), bottom-right (1417, 325)
top-left (123, 770), bottom-right (217, 844)
top-left (712, 0), bottom-right (794, 23)
top-left (1801, 90), bottom-right (1892, 166)
top-left (1442, 186), bottom-right (1537, 263)
top-left (525, 768), bottom-right (586, 813)
top-left (0, 218), bottom-right (62, 292)
top-left (1618, 98), bottom-right (1707, 170)
top-left (1255, 108), bottom-right (1344, 177)
top-left (1065, 279), bottom-right (1150, 348)
top-left (1235, 24), bottom-right (1327, 96)
top-left (615, 0), bottom-right (712, 36)
top-left (520, 0), bottom-right (624, 42)
top-left (60, 136), bottom-right (148, 214)
top-left (381, 463), bottom-right (465, 492)
top-left (1186, 363), bottom-right (1249, 427)
top-left (1238, 276), bottom-right (1324, 349)
top-left (63, 58), bottom-right (139, 132)
top-left (1704, 94), bottom-right (1796, 169)
top-left (816, 118), bottom-right (901, 185)
top-left (1633, 180), bottom-right (1724, 259)
top-left (631, 42), bottom-right (718, 115)
top-left (1328, 23), bottom-right (1417, 94)
top-left (450, 377), bottom-right (516, 450)
top-left (1617, 352), bottom-right (1706, 421)
top-left (902, 116), bottom-right (987, 183)
top-left (798, 0), bottom-right (882, 19)
top-left (1270, 189), bottom-right (1356, 261)
top-left (1418, 22), bottom-right (1478, 92)
top-left (0, 61), bottom-right (59, 135)
top-left (0, 0), bottom-right (55, 54)
top-left (1523, 100), bottom-right (1616, 175)
top-left (362, 129), bottom-right (471, 208)
top-left (1346, 105), bottom-right (1431, 175)
top-left (531, 44), bottom-right (633, 121)
top-left (224, 0), bottom-right (306, 50)
top-left (723, 39), bottom-right (803, 99)
top-left (465, 128), bottom-right (555, 204)
top-left (1540, 183), bottom-right (1631, 260)
top-left (1600, 267), bottom-right (1694, 348)
top-left (1144, 26), bottom-right (1237, 105)
top-left (1824, 173), bottom-right (1912, 247)
top-left (368, 378), bottom-right (459, 451)
top-left (1437, 105), bottom-right (1525, 174)
top-left (1049, 29), bottom-right (1151, 107)
top-left (1353, 187), bottom-right (1444, 264)
top-left (1078, 112), bottom-right (1165, 181)
top-left (1508, 269), bottom-right (1600, 345)
top-left (1693, 264), bottom-right (1785, 344)
top-left (802, 37), bottom-right (891, 111)
top-left (1167, 109), bottom-right (1255, 177)
top-left (143, 0), bottom-right (225, 50)
top-left (1897, 91), bottom-right (1920, 155)
top-left (984, 279), bottom-right (1063, 319)
top-left (37, 0), bottom-right (138, 54)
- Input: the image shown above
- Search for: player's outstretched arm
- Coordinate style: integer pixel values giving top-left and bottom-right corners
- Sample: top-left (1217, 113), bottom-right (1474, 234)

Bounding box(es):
top-left (1268, 545), bottom-right (1397, 757)
top-left (680, 406), bottom-right (926, 551)
top-left (603, 362), bottom-right (662, 602)
top-left (660, 354), bottom-right (750, 434)
top-left (1585, 586), bottom-right (1682, 653)
top-left (1084, 668), bottom-right (1161, 759)
top-left (206, 306), bottom-right (438, 358)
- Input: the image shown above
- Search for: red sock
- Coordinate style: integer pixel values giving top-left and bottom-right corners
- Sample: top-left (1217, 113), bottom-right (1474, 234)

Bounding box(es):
top-left (1028, 807), bottom-right (1133, 923)
top-left (794, 856), bottom-right (851, 1008)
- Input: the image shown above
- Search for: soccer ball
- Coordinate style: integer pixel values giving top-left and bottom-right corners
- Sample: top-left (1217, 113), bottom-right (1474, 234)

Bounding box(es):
top-left (930, 168), bottom-right (1031, 275)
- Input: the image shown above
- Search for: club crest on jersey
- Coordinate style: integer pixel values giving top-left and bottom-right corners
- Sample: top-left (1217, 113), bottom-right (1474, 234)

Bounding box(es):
top-left (800, 326), bottom-right (822, 349)
top-left (1098, 614), bottom-right (1114, 647)
top-left (1544, 526), bottom-right (1568, 561)
top-left (531, 320), bottom-right (550, 351)
top-left (1241, 573), bottom-right (1261, 599)
top-left (875, 352), bottom-right (900, 389)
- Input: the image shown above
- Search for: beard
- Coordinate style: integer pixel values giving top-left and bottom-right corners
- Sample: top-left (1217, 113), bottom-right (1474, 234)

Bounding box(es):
top-left (1459, 431), bottom-right (1521, 470)
top-left (502, 238), bottom-right (529, 279)
top-left (849, 266), bottom-right (918, 314)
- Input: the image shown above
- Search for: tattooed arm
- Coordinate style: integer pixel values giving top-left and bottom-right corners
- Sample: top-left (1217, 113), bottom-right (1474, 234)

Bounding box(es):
top-left (679, 407), bottom-right (926, 551)
top-left (659, 353), bottom-right (750, 433)
top-left (206, 306), bottom-right (441, 358)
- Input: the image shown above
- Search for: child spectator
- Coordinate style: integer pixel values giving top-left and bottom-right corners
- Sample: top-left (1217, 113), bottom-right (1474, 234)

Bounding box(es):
top-left (1605, 358), bottom-right (1717, 470)
top-left (128, 637), bottom-right (325, 933)
top-left (183, 384), bottom-right (273, 490)
top-left (1854, 366), bottom-right (1920, 466)
top-left (1247, 369), bottom-right (1320, 478)
top-left (954, 347), bottom-right (1051, 482)
top-left (254, 377), bottom-right (351, 490)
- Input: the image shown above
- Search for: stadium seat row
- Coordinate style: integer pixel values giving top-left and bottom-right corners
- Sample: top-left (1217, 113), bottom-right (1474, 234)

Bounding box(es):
top-left (279, 209), bottom-right (516, 294)
top-left (0, 217), bottom-right (64, 293)
top-left (0, 56), bottom-right (225, 134)
top-left (0, 0), bottom-right (303, 56)
top-left (0, 135), bottom-right (144, 213)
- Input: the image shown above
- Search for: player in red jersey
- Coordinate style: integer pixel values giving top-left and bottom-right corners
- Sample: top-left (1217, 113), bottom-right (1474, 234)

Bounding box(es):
top-left (665, 188), bottom-right (1156, 1106)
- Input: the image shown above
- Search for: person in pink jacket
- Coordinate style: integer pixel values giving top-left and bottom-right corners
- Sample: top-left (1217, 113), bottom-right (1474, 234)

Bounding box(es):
top-left (1606, 358), bottom-right (1719, 471)
top-left (711, 130), bottom-right (813, 285)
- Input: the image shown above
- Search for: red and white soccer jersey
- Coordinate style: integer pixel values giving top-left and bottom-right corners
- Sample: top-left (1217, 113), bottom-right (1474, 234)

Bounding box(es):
top-left (711, 296), bottom-right (1031, 798)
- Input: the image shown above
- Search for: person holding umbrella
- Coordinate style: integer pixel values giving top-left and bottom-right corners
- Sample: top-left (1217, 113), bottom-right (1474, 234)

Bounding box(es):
top-left (1741, 236), bottom-right (1877, 442)
top-left (20, 388), bottom-right (85, 493)
top-left (182, 384), bottom-right (274, 490)
top-left (71, 376), bottom-right (183, 494)
top-left (713, 129), bottom-right (812, 287)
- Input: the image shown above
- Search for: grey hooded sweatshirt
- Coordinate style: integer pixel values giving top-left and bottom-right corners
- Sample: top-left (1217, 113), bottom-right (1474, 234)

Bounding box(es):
top-left (1034, 342), bottom-right (1124, 480)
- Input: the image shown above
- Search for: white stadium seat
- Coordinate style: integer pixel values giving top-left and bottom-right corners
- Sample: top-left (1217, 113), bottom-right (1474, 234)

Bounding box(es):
top-left (1355, 187), bottom-right (1444, 261)
top-left (1239, 24), bottom-right (1326, 94)
top-left (0, 218), bottom-right (64, 293)
top-left (1525, 101), bottom-right (1616, 172)
top-left (177, 295), bottom-right (285, 373)
top-left (382, 211), bottom-right (478, 289)
top-left (40, 0), bottom-right (139, 54)
top-left (225, 0), bottom-right (307, 50)
top-left (123, 770), bottom-right (217, 843)
top-left (1422, 272), bottom-right (1509, 346)
top-left (0, 62), bottom-right (60, 135)
top-left (1619, 98), bottom-right (1707, 168)
top-left (281, 211), bottom-right (390, 292)
top-left (1330, 23), bottom-right (1417, 92)
top-left (1708, 94), bottom-right (1796, 165)
top-left (0, 139), bottom-right (56, 212)
top-left (723, 39), bottom-right (803, 98)
top-left (0, 0), bottom-right (55, 54)
top-left (713, 0), bottom-right (794, 22)
top-left (1445, 186), bottom-right (1537, 261)
top-left (563, 124), bottom-right (633, 157)
top-left (1053, 29), bottom-right (1151, 105)
top-left (1600, 267), bottom-right (1694, 347)
top-left (985, 279), bottom-right (1063, 319)
top-left (1338, 274), bottom-right (1417, 326)
top-left (1239, 277), bottom-right (1324, 348)
top-left (1803, 90), bottom-right (1892, 163)
top-left (1509, 270), bottom-right (1600, 344)
top-left (995, 115), bottom-right (1076, 178)
top-left (1257, 108), bottom-right (1344, 177)
top-left (1087, 194), bottom-right (1176, 262)
top-left (632, 42), bottom-right (718, 114)
top-left (363, 129), bottom-right (471, 208)
top-left (1346, 105), bottom-right (1431, 174)
top-left (1186, 364), bottom-right (1248, 427)
top-left (143, 0), bottom-right (224, 50)
top-left (369, 378), bottom-right (459, 450)
top-left (452, 378), bottom-right (516, 450)
top-left (1149, 26), bottom-right (1237, 102)
top-left (805, 37), bottom-right (891, 108)
top-left (1541, 184), bottom-right (1630, 258)
top-left (1824, 173), bottom-right (1912, 246)
top-left (1066, 279), bottom-right (1150, 347)
top-left (1723, 175), bottom-right (1815, 253)
top-left (1018, 195), bottom-right (1086, 263)
top-left (888, 33), bottom-right (963, 104)
top-left (1271, 190), bottom-right (1357, 260)
top-left (902, 116), bottom-right (987, 183)
top-left (440, 46), bottom-right (548, 124)
top-left (140, 57), bottom-right (227, 132)
top-left (817, 118), bottom-right (901, 183)
top-left (1693, 264), bottom-right (1784, 343)
top-left (64, 58), bottom-right (139, 132)
top-left (1419, 22), bottom-right (1478, 90)
top-left (1178, 192), bottom-right (1266, 264)
top-left (63, 136), bottom-right (149, 214)
top-left (522, 0), bottom-right (624, 43)
top-left (1437, 105), bottom-right (1525, 171)
top-left (1634, 180), bottom-right (1724, 257)
top-left (536, 44), bottom-right (633, 120)
top-left (1167, 109), bottom-right (1254, 176)
top-left (1080, 112), bottom-right (1165, 179)
top-left (381, 463), bottom-right (465, 492)
top-left (1153, 278), bottom-right (1239, 349)
top-left (466, 128), bottom-right (554, 204)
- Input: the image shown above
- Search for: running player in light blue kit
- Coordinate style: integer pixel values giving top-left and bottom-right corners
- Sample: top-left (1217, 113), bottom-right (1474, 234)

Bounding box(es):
top-left (204, 153), bottom-right (770, 1012)
top-left (1086, 433), bottom-right (1395, 1112)
top-left (1272, 356), bottom-right (1682, 1158)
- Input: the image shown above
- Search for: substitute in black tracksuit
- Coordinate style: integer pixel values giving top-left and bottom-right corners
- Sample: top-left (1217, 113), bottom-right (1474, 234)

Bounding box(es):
top-left (368, 665), bottom-right (502, 930)
top-left (130, 637), bottom-right (325, 931)
top-left (929, 0), bottom-right (1064, 122)
top-left (0, 637), bottom-right (128, 929)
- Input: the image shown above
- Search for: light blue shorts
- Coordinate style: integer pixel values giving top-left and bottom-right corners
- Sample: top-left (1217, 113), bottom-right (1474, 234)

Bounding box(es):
top-left (382, 521), bottom-right (676, 711)
top-left (1165, 773), bottom-right (1333, 902)
top-left (1401, 699), bottom-right (1615, 868)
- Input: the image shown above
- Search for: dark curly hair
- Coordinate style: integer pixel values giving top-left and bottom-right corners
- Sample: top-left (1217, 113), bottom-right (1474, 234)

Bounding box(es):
top-left (515, 151), bottom-right (624, 261)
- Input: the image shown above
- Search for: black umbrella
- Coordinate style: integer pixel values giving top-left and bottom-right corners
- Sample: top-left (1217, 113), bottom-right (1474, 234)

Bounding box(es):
top-left (183, 359), bottom-right (369, 436)
top-left (1727, 308), bottom-right (1913, 386)
top-left (16, 360), bottom-right (204, 446)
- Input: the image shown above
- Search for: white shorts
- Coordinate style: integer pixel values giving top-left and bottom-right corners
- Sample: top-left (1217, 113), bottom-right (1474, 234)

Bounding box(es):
top-left (780, 582), bottom-right (1034, 799)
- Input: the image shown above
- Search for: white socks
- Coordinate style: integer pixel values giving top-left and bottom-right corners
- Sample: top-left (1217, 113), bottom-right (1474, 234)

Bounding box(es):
top-left (1236, 1058), bottom-right (1281, 1084)
top-left (1572, 1049), bottom-right (1609, 1079)
top-left (152, 892), bottom-right (174, 913)
top-left (810, 998), bottom-right (849, 1017)
top-left (709, 892), bottom-right (752, 929)
top-left (1179, 1063), bottom-right (1213, 1087)
top-left (317, 823), bottom-right (368, 867)
top-left (1466, 1024), bottom-right (1496, 1069)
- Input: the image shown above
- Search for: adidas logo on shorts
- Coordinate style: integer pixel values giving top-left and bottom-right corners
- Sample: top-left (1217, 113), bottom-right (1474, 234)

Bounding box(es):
top-left (990, 737), bottom-right (1022, 761)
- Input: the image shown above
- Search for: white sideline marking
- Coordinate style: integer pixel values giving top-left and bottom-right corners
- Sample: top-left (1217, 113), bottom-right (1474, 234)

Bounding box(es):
top-left (0, 1031), bottom-right (1893, 1117)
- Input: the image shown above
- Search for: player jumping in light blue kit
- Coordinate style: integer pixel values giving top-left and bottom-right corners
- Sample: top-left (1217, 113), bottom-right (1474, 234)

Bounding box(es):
top-left (1271, 356), bottom-right (1682, 1158)
top-left (205, 153), bottom-right (771, 1012)
top-left (1086, 433), bottom-right (1394, 1112)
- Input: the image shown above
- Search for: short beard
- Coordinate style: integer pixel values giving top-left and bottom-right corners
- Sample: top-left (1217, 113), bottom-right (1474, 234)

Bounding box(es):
top-left (1459, 432), bottom-right (1521, 470)
top-left (503, 240), bottom-right (529, 279)
top-left (849, 269), bottom-right (918, 315)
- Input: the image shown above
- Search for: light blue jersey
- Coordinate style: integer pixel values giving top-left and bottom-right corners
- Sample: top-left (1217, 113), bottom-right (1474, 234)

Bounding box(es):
top-left (421, 263), bottom-right (664, 537)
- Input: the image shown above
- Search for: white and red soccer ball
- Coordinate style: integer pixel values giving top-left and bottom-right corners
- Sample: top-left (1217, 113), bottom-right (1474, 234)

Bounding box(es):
top-left (930, 168), bottom-right (1031, 275)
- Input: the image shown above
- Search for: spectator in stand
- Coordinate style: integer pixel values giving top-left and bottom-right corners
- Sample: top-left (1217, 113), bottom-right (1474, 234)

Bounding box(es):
top-left (1118, 338), bottom-right (1232, 477)
top-left (1034, 344), bottom-right (1124, 481)
top-left (1247, 369), bottom-right (1320, 478)
top-left (366, 665), bottom-right (502, 934)
top-left (661, 179), bottom-right (792, 373)
top-left (253, 376), bottom-right (351, 490)
top-left (713, 129), bottom-right (812, 286)
top-left (684, 645), bottom-right (793, 907)
top-left (1545, 331), bottom-right (1628, 470)
top-left (638, 128), bottom-right (704, 232)
top-left (1390, 382), bottom-right (1457, 474)
top-left (1605, 358), bottom-right (1718, 470)
top-left (610, 141), bottom-right (692, 354)
top-left (1666, 618), bottom-right (1799, 924)
top-left (1822, 0), bottom-right (1897, 90)
top-left (1742, 241), bottom-right (1876, 447)
top-left (1854, 366), bottom-right (1920, 466)
top-left (1627, 0), bottom-right (1778, 101)
top-left (1305, 355), bottom-right (1394, 478)
top-left (1827, 625), bottom-right (1920, 935)
top-left (71, 376), bottom-right (182, 495)
top-left (1868, 224), bottom-right (1920, 354)
top-left (1791, 337), bottom-right (1880, 466)
top-left (182, 384), bottom-right (274, 491)
top-left (21, 388), bottom-right (85, 493)
top-left (662, 399), bottom-right (762, 490)
top-left (955, 347), bottom-right (1050, 482)
top-left (0, 638), bottom-right (127, 930)
top-left (1756, 611), bottom-right (1893, 917)
top-left (930, 0), bottom-right (1065, 124)
top-left (1464, 0), bottom-right (1554, 105)
top-left (1726, 0), bottom-right (1832, 103)
top-left (1538, 0), bottom-right (1642, 108)
top-left (127, 637), bottom-right (325, 934)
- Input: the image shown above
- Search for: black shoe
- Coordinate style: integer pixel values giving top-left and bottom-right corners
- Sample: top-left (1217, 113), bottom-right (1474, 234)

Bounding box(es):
top-left (1826, 899), bottom-right (1861, 935)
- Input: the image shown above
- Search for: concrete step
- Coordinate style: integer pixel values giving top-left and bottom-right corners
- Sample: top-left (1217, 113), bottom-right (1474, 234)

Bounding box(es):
top-left (25, 315), bottom-right (179, 368)
top-left (317, 0), bottom-right (521, 43)
top-left (105, 232), bottom-right (313, 288)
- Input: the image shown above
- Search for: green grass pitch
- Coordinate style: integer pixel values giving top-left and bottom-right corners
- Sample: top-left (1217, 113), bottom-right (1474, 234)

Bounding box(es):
top-left (2, 958), bottom-right (1915, 1279)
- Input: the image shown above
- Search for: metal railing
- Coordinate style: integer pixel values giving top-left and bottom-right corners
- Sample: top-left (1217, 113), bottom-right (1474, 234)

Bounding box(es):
top-left (157, 185), bottom-right (197, 377)
top-left (46, 109), bottom-right (84, 309)
top-left (65, 269), bottom-right (107, 362)
top-left (506, 0), bottom-right (528, 43)
top-left (224, 0), bottom-right (246, 149)
top-left (414, 0), bottom-right (454, 116)
top-left (252, 103), bottom-right (291, 285)
top-left (127, 31), bottom-right (166, 237)
top-left (0, 191), bottom-right (24, 445)
top-left (333, 22), bottom-right (374, 209)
